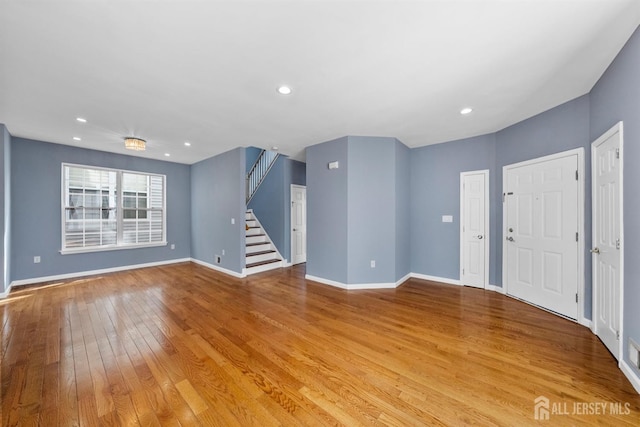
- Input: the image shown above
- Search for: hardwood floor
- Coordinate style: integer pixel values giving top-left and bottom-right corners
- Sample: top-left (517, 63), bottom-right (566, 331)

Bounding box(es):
top-left (1, 262), bottom-right (639, 426)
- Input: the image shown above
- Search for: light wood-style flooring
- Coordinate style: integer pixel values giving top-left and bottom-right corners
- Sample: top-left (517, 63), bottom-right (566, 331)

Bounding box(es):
top-left (1, 262), bottom-right (639, 426)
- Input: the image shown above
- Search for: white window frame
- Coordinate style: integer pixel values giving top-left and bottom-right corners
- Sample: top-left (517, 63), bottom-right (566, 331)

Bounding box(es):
top-left (61, 163), bottom-right (167, 254)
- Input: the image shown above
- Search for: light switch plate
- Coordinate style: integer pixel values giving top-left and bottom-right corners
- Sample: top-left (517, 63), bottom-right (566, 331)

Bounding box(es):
top-left (442, 215), bottom-right (453, 223)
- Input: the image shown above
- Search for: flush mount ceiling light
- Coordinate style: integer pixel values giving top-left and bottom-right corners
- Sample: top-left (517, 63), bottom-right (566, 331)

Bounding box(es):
top-left (277, 85), bottom-right (292, 95)
top-left (460, 107), bottom-right (473, 115)
top-left (76, 117), bottom-right (87, 123)
top-left (124, 137), bottom-right (146, 151)
top-left (73, 137), bottom-right (81, 141)
top-left (184, 142), bottom-right (191, 147)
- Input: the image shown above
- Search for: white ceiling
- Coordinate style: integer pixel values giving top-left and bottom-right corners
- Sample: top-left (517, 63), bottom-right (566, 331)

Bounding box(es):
top-left (1, 1), bottom-right (639, 164)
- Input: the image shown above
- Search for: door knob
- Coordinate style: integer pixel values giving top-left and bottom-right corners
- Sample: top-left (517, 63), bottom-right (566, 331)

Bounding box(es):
top-left (477, 235), bottom-right (483, 239)
top-left (590, 247), bottom-right (600, 254)
top-left (506, 236), bottom-right (515, 242)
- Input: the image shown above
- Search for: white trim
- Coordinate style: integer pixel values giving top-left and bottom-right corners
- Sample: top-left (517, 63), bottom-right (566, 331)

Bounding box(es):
top-left (410, 273), bottom-right (461, 286)
top-left (578, 318), bottom-right (592, 329)
top-left (305, 274), bottom-right (404, 290)
top-left (191, 258), bottom-right (246, 278)
top-left (8, 258), bottom-right (190, 289)
top-left (290, 184), bottom-right (307, 265)
top-left (282, 260), bottom-right (292, 268)
top-left (591, 121), bottom-right (624, 362)
top-left (486, 284), bottom-right (506, 294)
top-left (60, 241), bottom-right (167, 255)
top-left (396, 273), bottom-right (412, 287)
top-left (0, 282), bottom-right (13, 299)
top-left (502, 147), bottom-right (585, 322)
top-left (620, 360), bottom-right (640, 394)
top-left (243, 260), bottom-right (283, 276)
top-left (460, 169), bottom-right (490, 289)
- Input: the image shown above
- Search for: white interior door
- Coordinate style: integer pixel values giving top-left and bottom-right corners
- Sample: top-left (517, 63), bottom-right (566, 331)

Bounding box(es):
top-left (460, 170), bottom-right (489, 288)
top-left (592, 122), bottom-right (623, 360)
top-left (291, 185), bottom-right (307, 265)
top-left (504, 152), bottom-right (580, 319)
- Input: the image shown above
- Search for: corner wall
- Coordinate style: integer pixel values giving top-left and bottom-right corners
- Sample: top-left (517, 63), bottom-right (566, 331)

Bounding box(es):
top-left (191, 147), bottom-right (246, 274)
top-left (590, 25), bottom-right (640, 385)
top-left (1, 124), bottom-right (10, 295)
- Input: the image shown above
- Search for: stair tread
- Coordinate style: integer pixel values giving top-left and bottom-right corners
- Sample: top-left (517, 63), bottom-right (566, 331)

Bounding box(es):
top-left (246, 250), bottom-right (276, 257)
top-left (246, 234), bottom-right (266, 237)
top-left (246, 242), bottom-right (269, 247)
top-left (245, 259), bottom-right (281, 269)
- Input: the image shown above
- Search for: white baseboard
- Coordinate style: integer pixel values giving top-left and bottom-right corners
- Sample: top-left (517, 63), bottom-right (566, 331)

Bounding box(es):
top-left (396, 273), bottom-right (412, 287)
top-left (191, 258), bottom-right (246, 278)
top-left (305, 274), bottom-right (400, 290)
top-left (486, 283), bottom-right (506, 294)
top-left (0, 282), bottom-right (13, 299)
top-left (579, 318), bottom-right (593, 329)
top-left (620, 360), bottom-right (640, 394)
top-left (410, 273), bottom-right (461, 286)
top-left (7, 258), bottom-right (191, 291)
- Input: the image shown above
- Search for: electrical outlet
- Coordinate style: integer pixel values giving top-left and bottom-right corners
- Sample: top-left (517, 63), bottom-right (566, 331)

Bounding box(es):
top-left (231, 218), bottom-right (235, 225)
top-left (170, 244), bottom-right (175, 250)
top-left (33, 256), bottom-right (41, 264)
top-left (216, 255), bottom-right (221, 264)
top-left (370, 260), bottom-right (376, 268)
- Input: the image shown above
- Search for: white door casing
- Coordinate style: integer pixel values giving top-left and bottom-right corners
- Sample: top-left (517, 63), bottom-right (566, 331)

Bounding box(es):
top-left (592, 122), bottom-right (623, 360)
top-left (460, 170), bottom-right (489, 288)
top-left (291, 185), bottom-right (307, 265)
top-left (503, 148), bottom-right (584, 321)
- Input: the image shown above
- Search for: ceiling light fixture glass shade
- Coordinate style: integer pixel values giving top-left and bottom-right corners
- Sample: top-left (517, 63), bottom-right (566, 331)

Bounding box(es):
top-left (124, 137), bottom-right (146, 151)
top-left (277, 85), bottom-right (292, 95)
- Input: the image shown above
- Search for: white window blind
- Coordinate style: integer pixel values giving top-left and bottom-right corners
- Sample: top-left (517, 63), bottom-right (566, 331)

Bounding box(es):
top-left (62, 164), bottom-right (166, 253)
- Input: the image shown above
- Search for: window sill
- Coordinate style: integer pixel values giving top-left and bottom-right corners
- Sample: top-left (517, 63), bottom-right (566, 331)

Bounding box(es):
top-left (60, 241), bottom-right (167, 255)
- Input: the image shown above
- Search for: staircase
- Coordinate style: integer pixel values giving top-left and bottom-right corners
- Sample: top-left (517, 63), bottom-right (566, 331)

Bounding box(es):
top-left (244, 209), bottom-right (282, 275)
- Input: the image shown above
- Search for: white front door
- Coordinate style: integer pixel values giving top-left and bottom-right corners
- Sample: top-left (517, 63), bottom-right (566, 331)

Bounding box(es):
top-left (291, 185), bottom-right (307, 265)
top-left (592, 122), bottom-right (623, 360)
top-left (460, 170), bottom-right (489, 288)
top-left (504, 151), bottom-right (580, 319)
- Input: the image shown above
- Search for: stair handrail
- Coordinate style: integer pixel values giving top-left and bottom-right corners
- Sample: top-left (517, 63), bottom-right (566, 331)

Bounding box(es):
top-left (246, 149), bottom-right (279, 204)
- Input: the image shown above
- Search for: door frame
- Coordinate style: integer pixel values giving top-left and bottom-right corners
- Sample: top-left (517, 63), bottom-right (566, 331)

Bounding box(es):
top-left (591, 121), bottom-right (624, 361)
top-left (459, 169), bottom-right (490, 288)
top-left (290, 184), bottom-right (307, 265)
top-left (501, 147), bottom-right (585, 324)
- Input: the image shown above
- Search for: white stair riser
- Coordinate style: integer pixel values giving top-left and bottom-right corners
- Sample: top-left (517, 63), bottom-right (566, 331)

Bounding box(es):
top-left (246, 235), bottom-right (267, 244)
top-left (244, 260), bottom-right (283, 275)
top-left (246, 243), bottom-right (272, 254)
top-left (246, 228), bottom-right (262, 236)
top-left (246, 220), bottom-right (257, 227)
top-left (245, 213), bottom-right (253, 221)
top-left (246, 252), bottom-right (278, 263)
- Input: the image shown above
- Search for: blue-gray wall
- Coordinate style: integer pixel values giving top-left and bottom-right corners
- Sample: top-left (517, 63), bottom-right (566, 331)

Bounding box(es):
top-left (410, 134), bottom-right (497, 282)
top-left (306, 137), bottom-right (349, 283)
top-left (191, 147), bottom-right (246, 273)
top-left (245, 146), bottom-right (262, 173)
top-left (1, 124), bottom-right (11, 293)
top-left (10, 137), bottom-right (191, 281)
top-left (590, 25), bottom-right (640, 378)
top-left (347, 136), bottom-right (397, 284)
top-left (395, 140), bottom-right (411, 281)
top-left (307, 136), bottom-right (410, 285)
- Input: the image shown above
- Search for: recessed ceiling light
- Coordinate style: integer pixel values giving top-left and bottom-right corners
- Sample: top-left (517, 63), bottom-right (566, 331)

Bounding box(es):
top-left (76, 117), bottom-right (87, 123)
top-left (460, 107), bottom-right (473, 115)
top-left (277, 85), bottom-right (292, 95)
top-left (271, 146), bottom-right (279, 151)
top-left (164, 153), bottom-right (171, 157)
top-left (73, 137), bottom-right (81, 141)
top-left (184, 142), bottom-right (191, 147)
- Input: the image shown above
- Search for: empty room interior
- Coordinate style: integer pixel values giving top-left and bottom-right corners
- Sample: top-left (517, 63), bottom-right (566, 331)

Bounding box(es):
top-left (2, 1), bottom-right (640, 425)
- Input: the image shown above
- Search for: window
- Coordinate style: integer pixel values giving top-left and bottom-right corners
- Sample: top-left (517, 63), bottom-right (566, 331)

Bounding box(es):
top-left (62, 164), bottom-right (166, 253)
